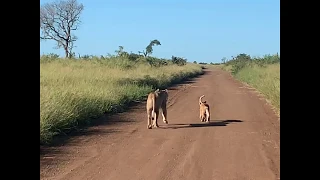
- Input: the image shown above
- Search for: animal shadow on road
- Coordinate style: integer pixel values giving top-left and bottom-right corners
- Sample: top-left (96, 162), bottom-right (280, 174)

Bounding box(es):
top-left (161, 119), bottom-right (243, 129)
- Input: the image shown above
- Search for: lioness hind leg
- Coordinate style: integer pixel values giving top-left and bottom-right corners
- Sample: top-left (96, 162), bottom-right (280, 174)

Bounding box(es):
top-left (200, 114), bottom-right (204, 122)
top-left (147, 111), bottom-right (152, 129)
top-left (147, 115), bottom-right (152, 129)
top-left (152, 110), bottom-right (160, 128)
top-left (205, 108), bottom-right (210, 122)
top-left (161, 104), bottom-right (168, 124)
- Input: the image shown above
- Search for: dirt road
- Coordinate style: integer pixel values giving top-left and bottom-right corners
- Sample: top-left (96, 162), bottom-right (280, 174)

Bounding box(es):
top-left (40, 68), bottom-right (280, 180)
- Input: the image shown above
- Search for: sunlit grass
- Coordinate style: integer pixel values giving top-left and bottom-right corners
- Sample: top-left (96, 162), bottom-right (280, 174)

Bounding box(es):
top-left (40, 58), bottom-right (203, 144)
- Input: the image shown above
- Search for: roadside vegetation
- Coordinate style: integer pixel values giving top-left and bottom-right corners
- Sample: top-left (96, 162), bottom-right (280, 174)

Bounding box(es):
top-left (221, 53), bottom-right (280, 115)
top-left (40, 52), bottom-right (203, 144)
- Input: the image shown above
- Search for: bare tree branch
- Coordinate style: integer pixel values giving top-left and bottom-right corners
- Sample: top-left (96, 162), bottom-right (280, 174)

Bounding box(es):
top-left (40, 0), bottom-right (84, 58)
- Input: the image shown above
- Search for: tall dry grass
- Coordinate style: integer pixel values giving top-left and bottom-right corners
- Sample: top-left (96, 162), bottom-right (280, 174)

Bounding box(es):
top-left (234, 63), bottom-right (280, 114)
top-left (221, 54), bottom-right (280, 115)
top-left (40, 57), bottom-right (203, 144)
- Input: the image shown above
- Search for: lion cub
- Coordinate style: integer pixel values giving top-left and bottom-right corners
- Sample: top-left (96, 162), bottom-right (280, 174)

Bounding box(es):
top-left (199, 95), bottom-right (210, 122)
top-left (146, 89), bottom-right (168, 129)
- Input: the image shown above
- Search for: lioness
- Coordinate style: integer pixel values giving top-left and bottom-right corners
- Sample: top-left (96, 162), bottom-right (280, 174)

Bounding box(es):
top-left (199, 95), bottom-right (210, 122)
top-left (146, 89), bottom-right (168, 129)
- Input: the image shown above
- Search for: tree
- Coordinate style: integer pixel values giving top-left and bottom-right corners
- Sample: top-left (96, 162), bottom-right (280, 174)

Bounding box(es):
top-left (115, 46), bottom-right (124, 56)
top-left (140, 39), bottom-right (161, 57)
top-left (221, 57), bottom-right (226, 64)
top-left (235, 53), bottom-right (251, 61)
top-left (40, 0), bottom-right (84, 58)
top-left (115, 46), bottom-right (129, 57)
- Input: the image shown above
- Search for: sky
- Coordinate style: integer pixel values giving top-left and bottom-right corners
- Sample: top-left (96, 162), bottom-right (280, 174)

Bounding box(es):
top-left (40, 0), bottom-right (280, 63)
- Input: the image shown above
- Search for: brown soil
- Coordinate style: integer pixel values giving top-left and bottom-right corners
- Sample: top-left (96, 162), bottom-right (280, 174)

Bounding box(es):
top-left (40, 68), bottom-right (280, 180)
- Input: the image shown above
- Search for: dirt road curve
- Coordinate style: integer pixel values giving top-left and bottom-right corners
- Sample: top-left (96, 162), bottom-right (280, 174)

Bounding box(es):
top-left (40, 68), bottom-right (280, 180)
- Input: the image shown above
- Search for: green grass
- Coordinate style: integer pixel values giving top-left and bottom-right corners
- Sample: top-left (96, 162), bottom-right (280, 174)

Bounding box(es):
top-left (40, 57), bottom-right (203, 144)
top-left (221, 65), bottom-right (232, 72)
top-left (223, 63), bottom-right (280, 115)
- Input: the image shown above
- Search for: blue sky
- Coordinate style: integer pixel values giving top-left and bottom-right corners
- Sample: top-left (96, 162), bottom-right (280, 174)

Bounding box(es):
top-left (40, 0), bottom-right (280, 63)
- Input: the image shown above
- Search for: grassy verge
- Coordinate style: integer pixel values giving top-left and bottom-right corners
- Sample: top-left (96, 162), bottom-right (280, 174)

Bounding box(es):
top-left (40, 56), bottom-right (203, 144)
top-left (233, 63), bottom-right (280, 113)
top-left (221, 54), bottom-right (280, 115)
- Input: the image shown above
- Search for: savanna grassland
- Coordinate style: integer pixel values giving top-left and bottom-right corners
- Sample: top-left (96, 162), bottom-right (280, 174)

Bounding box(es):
top-left (221, 54), bottom-right (280, 115)
top-left (40, 54), bottom-right (203, 144)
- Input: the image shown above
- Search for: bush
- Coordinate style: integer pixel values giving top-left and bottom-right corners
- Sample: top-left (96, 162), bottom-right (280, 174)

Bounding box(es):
top-left (128, 53), bottom-right (143, 61)
top-left (171, 56), bottom-right (187, 66)
top-left (224, 53), bottom-right (280, 75)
